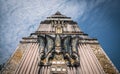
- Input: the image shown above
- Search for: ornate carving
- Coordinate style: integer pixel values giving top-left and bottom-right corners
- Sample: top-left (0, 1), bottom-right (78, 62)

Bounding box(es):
top-left (38, 35), bottom-right (80, 67)
top-left (37, 35), bottom-right (46, 65)
top-left (55, 35), bottom-right (61, 47)
top-left (71, 37), bottom-right (80, 66)
top-left (38, 35), bottom-right (54, 65)
top-left (45, 35), bottom-right (54, 65)
top-left (63, 36), bottom-right (71, 53)
top-left (62, 36), bottom-right (72, 66)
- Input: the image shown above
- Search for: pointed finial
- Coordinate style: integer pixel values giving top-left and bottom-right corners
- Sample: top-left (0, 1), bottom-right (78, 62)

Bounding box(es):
top-left (55, 11), bottom-right (61, 15)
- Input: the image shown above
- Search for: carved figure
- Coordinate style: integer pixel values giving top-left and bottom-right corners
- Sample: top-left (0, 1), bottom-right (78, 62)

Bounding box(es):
top-left (71, 37), bottom-right (80, 66)
top-left (45, 35), bottom-right (54, 65)
top-left (37, 35), bottom-right (46, 65)
top-left (63, 36), bottom-right (72, 66)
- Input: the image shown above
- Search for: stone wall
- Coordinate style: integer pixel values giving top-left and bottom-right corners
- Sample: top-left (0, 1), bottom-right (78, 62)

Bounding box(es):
top-left (90, 44), bottom-right (119, 74)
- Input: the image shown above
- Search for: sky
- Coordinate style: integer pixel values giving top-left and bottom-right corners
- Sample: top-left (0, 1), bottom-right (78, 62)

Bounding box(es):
top-left (0, 0), bottom-right (120, 72)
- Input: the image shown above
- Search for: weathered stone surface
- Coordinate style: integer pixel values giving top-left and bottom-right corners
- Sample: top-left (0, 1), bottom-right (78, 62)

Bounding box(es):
top-left (90, 44), bottom-right (119, 74)
top-left (1, 44), bottom-right (28, 74)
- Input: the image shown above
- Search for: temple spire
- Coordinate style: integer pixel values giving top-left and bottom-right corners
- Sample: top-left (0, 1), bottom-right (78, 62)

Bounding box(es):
top-left (49, 11), bottom-right (67, 18)
top-left (55, 11), bottom-right (62, 15)
top-left (1, 11), bottom-right (119, 74)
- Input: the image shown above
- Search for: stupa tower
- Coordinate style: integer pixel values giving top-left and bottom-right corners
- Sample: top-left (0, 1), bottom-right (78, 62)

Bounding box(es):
top-left (1, 11), bottom-right (119, 74)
